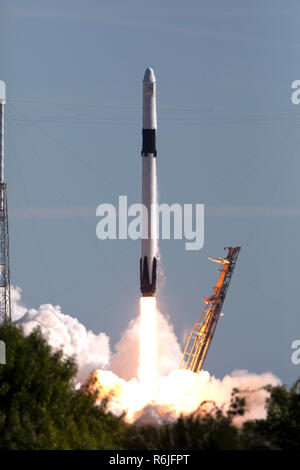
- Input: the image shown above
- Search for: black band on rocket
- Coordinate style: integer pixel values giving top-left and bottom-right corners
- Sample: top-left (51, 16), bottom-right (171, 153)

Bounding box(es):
top-left (142, 129), bottom-right (157, 156)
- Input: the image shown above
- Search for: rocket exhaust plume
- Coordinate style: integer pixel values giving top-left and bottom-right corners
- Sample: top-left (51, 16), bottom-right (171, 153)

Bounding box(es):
top-left (138, 297), bottom-right (158, 395)
top-left (140, 67), bottom-right (158, 296)
top-left (11, 285), bottom-right (280, 425)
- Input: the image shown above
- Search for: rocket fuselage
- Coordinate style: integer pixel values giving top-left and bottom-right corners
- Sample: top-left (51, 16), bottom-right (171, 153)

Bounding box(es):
top-left (140, 68), bottom-right (158, 297)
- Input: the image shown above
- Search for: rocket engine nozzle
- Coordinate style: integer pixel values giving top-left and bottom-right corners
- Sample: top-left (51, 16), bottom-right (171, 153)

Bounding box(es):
top-left (140, 256), bottom-right (157, 297)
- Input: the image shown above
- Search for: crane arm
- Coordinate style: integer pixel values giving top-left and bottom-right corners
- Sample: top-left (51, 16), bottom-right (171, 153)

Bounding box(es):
top-left (179, 247), bottom-right (241, 373)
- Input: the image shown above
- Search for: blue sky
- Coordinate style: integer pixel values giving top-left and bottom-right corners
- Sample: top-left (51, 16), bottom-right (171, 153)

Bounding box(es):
top-left (1, 0), bottom-right (300, 384)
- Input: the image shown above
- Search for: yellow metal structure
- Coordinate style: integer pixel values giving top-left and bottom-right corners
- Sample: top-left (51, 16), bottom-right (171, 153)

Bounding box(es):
top-left (179, 247), bottom-right (241, 373)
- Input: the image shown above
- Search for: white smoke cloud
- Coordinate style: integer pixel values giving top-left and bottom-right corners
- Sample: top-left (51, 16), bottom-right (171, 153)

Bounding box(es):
top-left (11, 285), bottom-right (281, 426)
top-left (110, 316), bottom-right (139, 380)
top-left (11, 286), bottom-right (110, 384)
top-left (155, 310), bottom-right (182, 377)
top-left (110, 308), bottom-right (181, 380)
top-left (92, 368), bottom-right (280, 426)
top-left (11, 286), bottom-right (27, 321)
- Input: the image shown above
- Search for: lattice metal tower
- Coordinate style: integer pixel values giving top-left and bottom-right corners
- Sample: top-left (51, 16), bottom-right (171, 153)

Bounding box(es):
top-left (179, 247), bottom-right (241, 373)
top-left (0, 81), bottom-right (11, 324)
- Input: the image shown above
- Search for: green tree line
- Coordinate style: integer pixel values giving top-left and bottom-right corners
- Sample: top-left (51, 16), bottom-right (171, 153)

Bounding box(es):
top-left (0, 323), bottom-right (299, 450)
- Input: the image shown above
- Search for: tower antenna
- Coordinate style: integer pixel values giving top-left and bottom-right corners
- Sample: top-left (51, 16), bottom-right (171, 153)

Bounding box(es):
top-left (0, 81), bottom-right (11, 324)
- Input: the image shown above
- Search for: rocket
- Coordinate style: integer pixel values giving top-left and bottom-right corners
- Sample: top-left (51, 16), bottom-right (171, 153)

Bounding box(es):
top-left (140, 68), bottom-right (158, 297)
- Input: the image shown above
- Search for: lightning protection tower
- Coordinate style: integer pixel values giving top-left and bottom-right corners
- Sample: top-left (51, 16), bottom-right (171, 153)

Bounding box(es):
top-left (0, 81), bottom-right (11, 324)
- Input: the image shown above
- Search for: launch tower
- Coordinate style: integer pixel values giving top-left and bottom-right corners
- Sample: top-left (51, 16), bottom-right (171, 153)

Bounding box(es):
top-left (0, 81), bottom-right (11, 324)
top-left (179, 247), bottom-right (241, 373)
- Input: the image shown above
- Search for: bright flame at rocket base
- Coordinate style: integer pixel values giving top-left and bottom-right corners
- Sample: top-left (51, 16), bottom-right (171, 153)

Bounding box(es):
top-left (138, 297), bottom-right (158, 393)
top-left (14, 283), bottom-right (280, 426)
top-left (87, 297), bottom-right (160, 422)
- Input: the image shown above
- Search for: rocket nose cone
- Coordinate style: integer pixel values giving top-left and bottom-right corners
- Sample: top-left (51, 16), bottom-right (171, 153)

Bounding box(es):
top-left (143, 67), bottom-right (156, 82)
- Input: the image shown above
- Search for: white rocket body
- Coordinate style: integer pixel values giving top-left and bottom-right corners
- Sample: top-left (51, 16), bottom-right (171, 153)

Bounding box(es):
top-left (140, 68), bottom-right (158, 296)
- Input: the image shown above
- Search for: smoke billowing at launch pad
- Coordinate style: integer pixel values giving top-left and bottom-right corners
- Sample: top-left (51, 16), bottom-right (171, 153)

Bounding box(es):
top-left (12, 286), bottom-right (280, 426)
